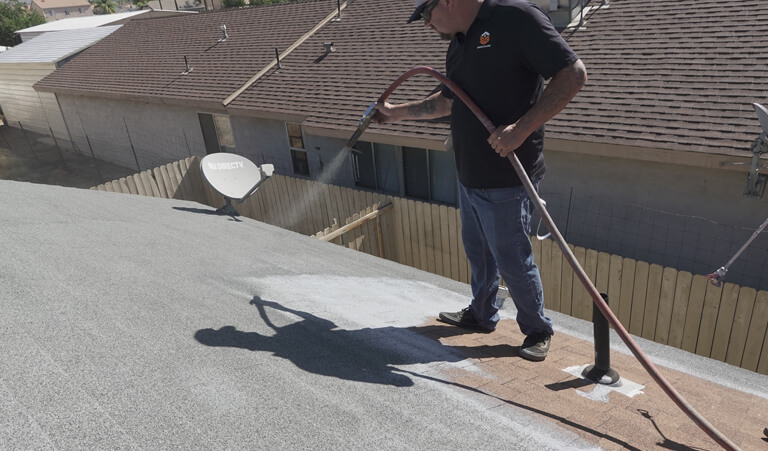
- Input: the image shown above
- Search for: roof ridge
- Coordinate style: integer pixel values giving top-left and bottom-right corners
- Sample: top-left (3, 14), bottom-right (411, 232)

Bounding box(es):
top-left (222, 0), bottom-right (351, 106)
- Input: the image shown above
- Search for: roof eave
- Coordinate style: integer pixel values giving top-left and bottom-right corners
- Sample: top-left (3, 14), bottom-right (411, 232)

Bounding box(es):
top-left (546, 137), bottom-right (761, 173)
top-left (224, 105), bottom-right (308, 123)
top-left (33, 86), bottom-right (228, 113)
top-left (303, 124), bottom-right (449, 152)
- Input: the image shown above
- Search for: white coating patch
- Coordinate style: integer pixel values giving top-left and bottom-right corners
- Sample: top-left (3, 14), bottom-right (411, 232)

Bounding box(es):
top-left (245, 275), bottom-right (471, 329)
top-left (563, 364), bottom-right (645, 399)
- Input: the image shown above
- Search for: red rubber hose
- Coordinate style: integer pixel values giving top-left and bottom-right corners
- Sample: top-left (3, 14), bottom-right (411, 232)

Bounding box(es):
top-left (377, 66), bottom-right (740, 451)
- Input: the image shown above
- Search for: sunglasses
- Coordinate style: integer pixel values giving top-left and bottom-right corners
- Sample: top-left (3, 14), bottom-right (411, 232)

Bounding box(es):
top-left (420, 0), bottom-right (439, 22)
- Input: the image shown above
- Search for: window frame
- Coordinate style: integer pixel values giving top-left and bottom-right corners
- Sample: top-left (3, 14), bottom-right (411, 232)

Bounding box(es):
top-left (286, 122), bottom-right (310, 177)
top-left (352, 140), bottom-right (457, 206)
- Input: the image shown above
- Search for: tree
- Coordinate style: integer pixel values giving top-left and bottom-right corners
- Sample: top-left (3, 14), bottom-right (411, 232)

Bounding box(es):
top-left (131, 0), bottom-right (150, 10)
top-left (90, 0), bottom-right (117, 14)
top-left (0, 0), bottom-right (45, 47)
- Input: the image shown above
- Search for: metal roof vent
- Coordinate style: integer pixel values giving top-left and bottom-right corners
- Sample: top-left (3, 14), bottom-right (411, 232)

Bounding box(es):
top-left (219, 25), bottom-right (228, 42)
top-left (181, 56), bottom-right (192, 75)
top-left (322, 42), bottom-right (334, 53)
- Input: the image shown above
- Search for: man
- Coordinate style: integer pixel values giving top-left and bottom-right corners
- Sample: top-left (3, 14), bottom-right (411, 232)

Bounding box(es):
top-left (375, 0), bottom-right (586, 361)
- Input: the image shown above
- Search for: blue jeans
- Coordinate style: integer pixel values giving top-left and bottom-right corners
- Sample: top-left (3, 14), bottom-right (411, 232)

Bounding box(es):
top-left (458, 181), bottom-right (553, 336)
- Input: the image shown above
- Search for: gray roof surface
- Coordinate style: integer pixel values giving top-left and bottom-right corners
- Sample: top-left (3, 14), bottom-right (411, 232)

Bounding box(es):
top-left (0, 26), bottom-right (121, 64)
top-left (0, 179), bottom-right (589, 449)
top-left (2, 178), bottom-right (767, 449)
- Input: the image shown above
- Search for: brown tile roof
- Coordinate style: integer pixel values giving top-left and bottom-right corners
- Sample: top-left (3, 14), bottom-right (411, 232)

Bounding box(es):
top-left (226, 0), bottom-right (452, 143)
top-left (549, 0), bottom-right (768, 156)
top-left (35, 0), bottom-right (768, 156)
top-left (34, 0), bottom-right (343, 108)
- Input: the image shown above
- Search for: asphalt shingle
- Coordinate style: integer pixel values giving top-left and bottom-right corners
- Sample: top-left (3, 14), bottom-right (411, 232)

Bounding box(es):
top-left (35, 0), bottom-right (342, 106)
top-left (550, 0), bottom-right (768, 156)
top-left (33, 0), bottom-right (768, 155)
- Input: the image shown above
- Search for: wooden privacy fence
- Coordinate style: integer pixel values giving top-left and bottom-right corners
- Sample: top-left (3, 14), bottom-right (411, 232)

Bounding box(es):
top-left (91, 156), bottom-right (396, 260)
top-left (313, 202), bottom-right (393, 256)
top-left (92, 156), bottom-right (768, 375)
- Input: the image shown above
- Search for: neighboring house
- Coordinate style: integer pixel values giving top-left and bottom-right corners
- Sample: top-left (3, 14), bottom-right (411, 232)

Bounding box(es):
top-left (30, 0), bottom-right (93, 22)
top-left (15, 9), bottom-right (194, 42)
top-left (146, 0), bottom-right (222, 11)
top-left (542, 0), bottom-right (768, 285)
top-left (34, 0), bottom-right (454, 196)
top-left (32, 0), bottom-right (768, 288)
top-left (532, 0), bottom-right (590, 29)
top-left (0, 26), bottom-right (122, 146)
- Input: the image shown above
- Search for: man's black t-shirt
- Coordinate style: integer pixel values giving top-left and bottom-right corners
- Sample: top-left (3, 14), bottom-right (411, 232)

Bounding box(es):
top-left (441, 0), bottom-right (578, 189)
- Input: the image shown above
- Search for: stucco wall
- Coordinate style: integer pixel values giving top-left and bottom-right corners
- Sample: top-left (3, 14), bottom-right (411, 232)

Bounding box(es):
top-left (231, 115), bottom-right (355, 187)
top-left (544, 149), bottom-right (767, 228)
top-left (0, 63), bottom-right (72, 148)
top-left (542, 149), bottom-right (768, 289)
top-left (57, 95), bottom-right (207, 171)
top-left (54, 95), bottom-right (357, 187)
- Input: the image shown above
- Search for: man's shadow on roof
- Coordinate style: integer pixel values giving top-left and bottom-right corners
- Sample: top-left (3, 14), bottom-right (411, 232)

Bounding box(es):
top-left (194, 296), bottom-right (518, 387)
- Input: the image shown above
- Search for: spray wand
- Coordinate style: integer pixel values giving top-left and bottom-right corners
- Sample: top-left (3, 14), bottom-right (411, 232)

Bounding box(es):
top-left (347, 102), bottom-right (378, 148)
top-left (347, 66), bottom-right (740, 451)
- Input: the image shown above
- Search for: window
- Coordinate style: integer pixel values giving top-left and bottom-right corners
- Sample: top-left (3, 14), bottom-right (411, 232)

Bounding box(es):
top-left (403, 146), bottom-right (430, 200)
top-left (212, 115), bottom-right (236, 152)
top-left (286, 122), bottom-right (309, 176)
top-left (78, 7), bottom-right (84, 13)
top-left (353, 141), bottom-right (399, 194)
top-left (64, 9), bottom-right (70, 15)
top-left (48, 9), bottom-right (55, 15)
top-left (429, 146), bottom-right (457, 204)
top-left (355, 140), bottom-right (456, 205)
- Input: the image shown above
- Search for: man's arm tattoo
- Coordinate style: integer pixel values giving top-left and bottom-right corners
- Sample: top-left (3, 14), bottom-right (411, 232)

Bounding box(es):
top-left (407, 98), bottom-right (437, 117)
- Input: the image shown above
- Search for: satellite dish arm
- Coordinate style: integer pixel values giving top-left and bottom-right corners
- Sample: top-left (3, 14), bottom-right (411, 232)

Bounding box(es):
top-left (240, 164), bottom-right (275, 201)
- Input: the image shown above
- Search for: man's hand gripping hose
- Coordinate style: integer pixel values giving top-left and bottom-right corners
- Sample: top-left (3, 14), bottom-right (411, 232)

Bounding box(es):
top-left (349, 66), bottom-right (741, 451)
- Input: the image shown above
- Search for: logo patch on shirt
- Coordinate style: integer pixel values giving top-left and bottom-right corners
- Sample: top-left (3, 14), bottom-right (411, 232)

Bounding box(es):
top-left (479, 32), bottom-right (490, 45)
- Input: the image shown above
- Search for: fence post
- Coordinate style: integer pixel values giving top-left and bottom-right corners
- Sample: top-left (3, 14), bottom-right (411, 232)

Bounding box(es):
top-left (582, 293), bottom-right (621, 384)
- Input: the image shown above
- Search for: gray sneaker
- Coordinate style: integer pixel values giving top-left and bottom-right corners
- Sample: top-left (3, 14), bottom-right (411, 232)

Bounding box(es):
top-left (519, 332), bottom-right (551, 361)
top-left (438, 308), bottom-right (495, 332)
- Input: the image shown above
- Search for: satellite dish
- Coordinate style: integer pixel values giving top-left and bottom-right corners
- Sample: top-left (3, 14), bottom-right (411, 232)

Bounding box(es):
top-left (753, 103), bottom-right (768, 137)
top-left (200, 153), bottom-right (274, 216)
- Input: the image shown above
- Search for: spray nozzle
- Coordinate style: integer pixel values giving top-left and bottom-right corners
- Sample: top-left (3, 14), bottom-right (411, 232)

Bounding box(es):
top-left (346, 102), bottom-right (378, 149)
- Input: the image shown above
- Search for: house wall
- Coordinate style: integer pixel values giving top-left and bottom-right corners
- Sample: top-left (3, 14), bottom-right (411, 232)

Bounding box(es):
top-left (52, 96), bottom-right (357, 187)
top-left (542, 149), bottom-right (768, 288)
top-left (32, 4), bottom-right (93, 22)
top-left (231, 115), bottom-right (355, 187)
top-left (0, 62), bottom-right (72, 148)
top-left (304, 133), bottom-right (356, 187)
top-left (544, 149), bottom-right (767, 231)
top-left (56, 94), bottom-right (207, 171)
